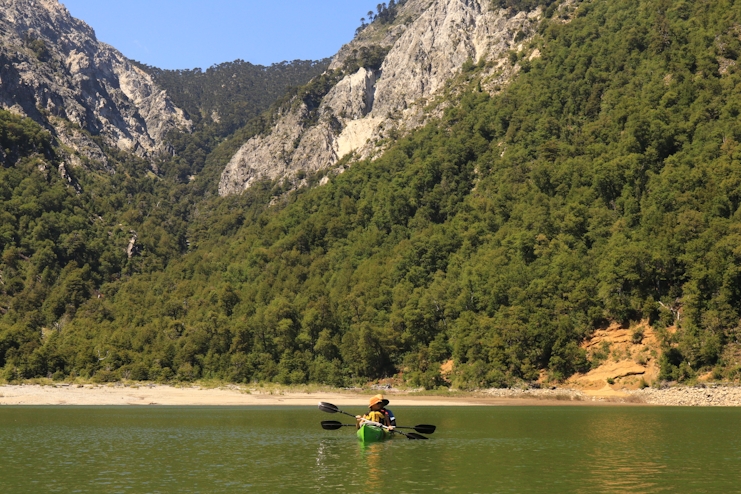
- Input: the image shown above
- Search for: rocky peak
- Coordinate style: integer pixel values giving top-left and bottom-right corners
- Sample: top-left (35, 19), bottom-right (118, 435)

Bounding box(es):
top-left (218, 0), bottom-right (542, 196)
top-left (0, 0), bottom-right (191, 166)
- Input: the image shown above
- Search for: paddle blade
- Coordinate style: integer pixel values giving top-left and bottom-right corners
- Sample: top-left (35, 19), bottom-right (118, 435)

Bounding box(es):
top-left (395, 424), bottom-right (437, 434)
top-left (321, 421), bottom-right (345, 430)
top-left (318, 402), bottom-right (340, 414)
top-left (406, 432), bottom-right (428, 440)
top-left (413, 424), bottom-right (436, 434)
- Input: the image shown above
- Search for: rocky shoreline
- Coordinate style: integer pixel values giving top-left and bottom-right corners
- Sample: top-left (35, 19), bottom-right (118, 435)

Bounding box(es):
top-left (627, 385), bottom-right (741, 407)
top-left (481, 385), bottom-right (741, 406)
top-left (3, 383), bottom-right (741, 406)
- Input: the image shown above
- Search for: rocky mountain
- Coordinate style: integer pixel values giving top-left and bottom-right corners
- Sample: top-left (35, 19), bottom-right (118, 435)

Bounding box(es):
top-left (218, 0), bottom-right (547, 196)
top-left (0, 0), bottom-right (191, 167)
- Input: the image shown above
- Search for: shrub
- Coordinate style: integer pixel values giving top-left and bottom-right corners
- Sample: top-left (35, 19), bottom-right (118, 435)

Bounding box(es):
top-left (92, 369), bottom-right (119, 383)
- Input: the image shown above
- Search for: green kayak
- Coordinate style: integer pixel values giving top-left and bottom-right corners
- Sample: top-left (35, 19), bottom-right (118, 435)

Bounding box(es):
top-left (356, 423), bottom-right (390, 443)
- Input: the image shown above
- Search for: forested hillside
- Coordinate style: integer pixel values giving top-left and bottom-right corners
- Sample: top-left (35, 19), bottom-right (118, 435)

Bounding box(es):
top-left (3, 0), bottom-right (741, 388)
top-left (130, 59), bottom-right (329, 191)
top-left (137, 59), bottom-right (329, 135)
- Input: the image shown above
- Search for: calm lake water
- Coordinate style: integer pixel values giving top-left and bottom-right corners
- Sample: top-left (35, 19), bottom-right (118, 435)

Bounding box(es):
top-left (1, 406), bottom-right (740, 493)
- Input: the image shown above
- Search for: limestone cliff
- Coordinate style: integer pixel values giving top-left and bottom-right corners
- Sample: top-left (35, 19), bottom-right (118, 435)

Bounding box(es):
top-left (0, 0), bottom-right (191, 166)
top-left (219, 0), bottom-right (543, 196)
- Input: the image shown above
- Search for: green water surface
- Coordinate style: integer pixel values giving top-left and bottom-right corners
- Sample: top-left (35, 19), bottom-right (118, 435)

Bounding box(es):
top-left (1, 406), bottom-right (740, 493)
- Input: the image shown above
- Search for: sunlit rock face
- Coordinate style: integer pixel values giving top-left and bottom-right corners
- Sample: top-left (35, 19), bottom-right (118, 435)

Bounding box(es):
top-left (219, 0), bottom-right (541, 196)
top-left (0, 0), bottom-right (191, 165)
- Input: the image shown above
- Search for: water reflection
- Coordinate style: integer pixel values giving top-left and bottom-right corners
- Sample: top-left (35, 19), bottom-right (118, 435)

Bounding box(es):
top-left (574, 410), bottom-right (666, 493)
top-left (358, 441), bottom-right (384, 489)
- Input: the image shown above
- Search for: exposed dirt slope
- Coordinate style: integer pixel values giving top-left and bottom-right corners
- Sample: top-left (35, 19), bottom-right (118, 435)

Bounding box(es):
top-left (569, 321), bottom-right (668, 390)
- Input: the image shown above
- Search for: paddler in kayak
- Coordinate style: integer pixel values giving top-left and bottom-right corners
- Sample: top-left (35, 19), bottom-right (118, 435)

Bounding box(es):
top-left (380, 396), bottom-right (396, 427)
top-left (356, 394), bottom-right (395, 430)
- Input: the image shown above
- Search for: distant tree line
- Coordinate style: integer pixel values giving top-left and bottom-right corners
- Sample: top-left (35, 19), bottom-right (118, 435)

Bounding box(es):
top-left (356, 0), bottom-right (408, 35)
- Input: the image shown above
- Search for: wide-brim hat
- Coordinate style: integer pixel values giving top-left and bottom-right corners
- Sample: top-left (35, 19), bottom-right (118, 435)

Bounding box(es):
top-left (369, 394), bottom-right (389, 408)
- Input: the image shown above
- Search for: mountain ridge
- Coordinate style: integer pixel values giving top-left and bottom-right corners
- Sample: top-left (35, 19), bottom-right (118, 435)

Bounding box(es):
top-left (218, 0), bottom-right (554, 196)
top-left (0, 0), bottom-right (191, 163)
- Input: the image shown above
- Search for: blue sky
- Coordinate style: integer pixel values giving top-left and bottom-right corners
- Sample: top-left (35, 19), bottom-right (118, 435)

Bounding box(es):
top-left (61, 0), bottom-right (374, 70)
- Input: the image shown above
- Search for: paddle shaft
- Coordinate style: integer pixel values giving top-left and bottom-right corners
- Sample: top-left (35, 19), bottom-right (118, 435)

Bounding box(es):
top-left (320, 402), bottom-right (387, 427)
top-left (321, 421), bottom-right (354, 429)
top-left (333, 409), bottom-right (394, 432)
top-left (321, 421), bottom-right (434, 437)
top-left (332, 407), bottom-right (420, 439)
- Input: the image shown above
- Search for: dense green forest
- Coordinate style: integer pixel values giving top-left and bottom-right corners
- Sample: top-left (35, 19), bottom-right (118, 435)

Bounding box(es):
top-left (3, 0), bottom-right (741, 387)
top-left (137, 59), bottom-right (329, 135)
top-left (134, 58), bottom-right (329, 189)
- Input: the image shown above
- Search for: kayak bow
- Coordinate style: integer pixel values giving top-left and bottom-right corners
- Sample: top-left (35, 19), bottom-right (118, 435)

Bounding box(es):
top-left (356, 423), bottom-right (390, 443)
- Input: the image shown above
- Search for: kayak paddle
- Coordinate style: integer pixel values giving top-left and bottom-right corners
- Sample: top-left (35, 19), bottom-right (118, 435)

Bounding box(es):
top-left (395, 424), bottom-right (436, 434)
top-left (401, 431), bottom-right (429, 440)
top-left (318, 401), bottom-right (357, 420)
top-left (318, 402), bottom-right (428, 440)
top-left (321, 420), bottom-right (354, 430)
top-left (322, 420), bottom-right (436, 435)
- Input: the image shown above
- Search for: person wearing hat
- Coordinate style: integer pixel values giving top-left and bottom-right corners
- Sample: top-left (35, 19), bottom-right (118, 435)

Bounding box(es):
top-left (356, 394), bottom-right (396, 429)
